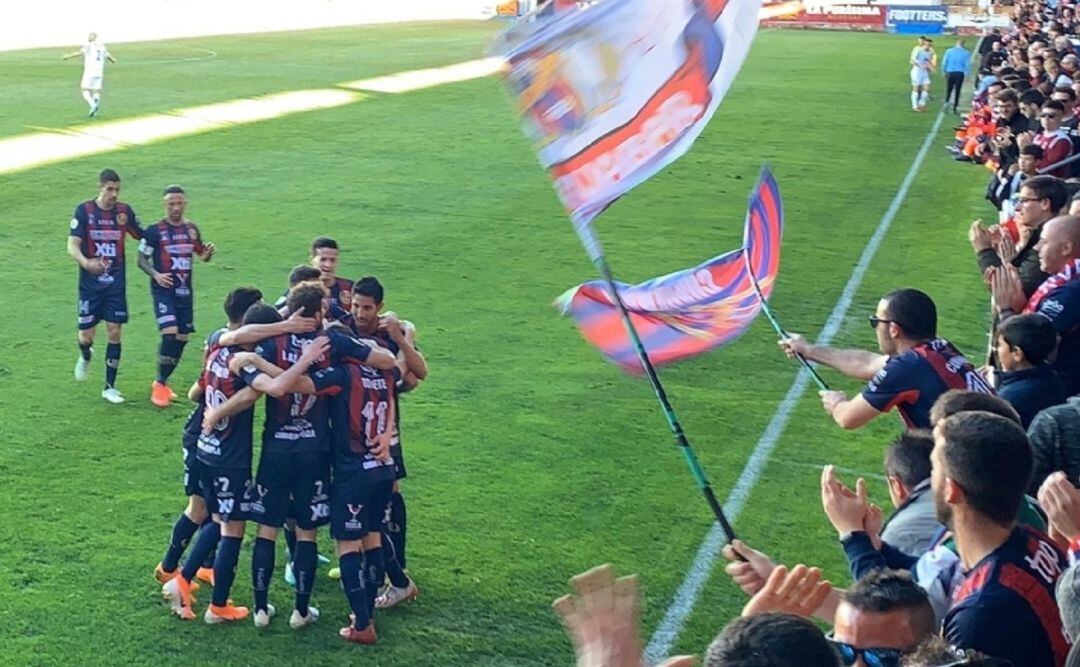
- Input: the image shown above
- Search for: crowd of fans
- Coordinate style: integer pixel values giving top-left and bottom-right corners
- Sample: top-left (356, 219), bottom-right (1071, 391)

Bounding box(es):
top-left (553, 2), bottom-right (1080, 665)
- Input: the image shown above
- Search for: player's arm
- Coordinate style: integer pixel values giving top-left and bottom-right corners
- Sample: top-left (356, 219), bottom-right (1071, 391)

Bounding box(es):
top-left (216, 310), bottom-right (318, 347)
top-left (780, 335), bottom-right (888, 381)
top-left (385, 315), bottom-right (427, 380)
top-left (60, 49), bottom-right (82, 60)
top-left (201, 386), bottom-right (260, 434)
top-left (336, 334), bottom-right (397, 370)
top-left (137, 236), bottom-right (174, 289)
top-left (105, 51), bottom-right (116, 64)
top-left (243, 337), bottom-right (329, 398)
top-left (187, 380), bottom-right (204, 403)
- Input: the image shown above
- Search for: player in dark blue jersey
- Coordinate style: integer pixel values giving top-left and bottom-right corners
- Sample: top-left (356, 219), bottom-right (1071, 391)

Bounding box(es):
top-left (155, 288), bottom-right (319, 590)
top-left (311, 236), bottom-right (354, 313)
top-left (137, 185), bottom-right (216, 408)
top-left (345, 276), bottom-right (427, 609)
top-left (781, 289), bottom-right (992, 429)
top-left (275, 265), bottom-right (351, 324)
top-left (226, 284), bottom-right (395, 629)
top-left (67, 168), bottom-right (142, 403)
top-left (934, 411), bottom-right (1069, 667)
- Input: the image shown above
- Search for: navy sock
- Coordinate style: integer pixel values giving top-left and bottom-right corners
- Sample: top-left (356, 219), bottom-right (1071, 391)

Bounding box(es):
top-left (181, 521), bottom-right (220, 583)
top-left (105, 342), bottom-right (121, 389)
top-left (251, 537), bottom-right (276, 613)
top-left (284, 527), bottom-right (297, 562)
top-left (78, 341), bottom-right (92, 361)
top-left (293, 540), bottom-right (317, 616)
top-left (162, 513), bottom-right (200, 572)
top-left (157, 335), bottom-right (184, 383)
top-left (212, 536), bottom-right (243, 607)
top-left (382, 530), bottom-right (410, 588)
top-left (388, 492), bottom-right (407, 569)
top-left (339, 551), bottom-right (368, 630)
top-left (363, 547), bottom-right (385, 618)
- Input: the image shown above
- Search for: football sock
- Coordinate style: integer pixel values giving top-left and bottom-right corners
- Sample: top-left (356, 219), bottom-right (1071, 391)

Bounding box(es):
top-left (82, 90), bottom-right (94, 106)
top-left (293, 540), bottom-right (317, 616)
top-left (252, 537), bottom-right (276, 613)
top-left (382, 531), bottom-right (410, 588)
top-left (162, 513), bottom-right (200, 572)
top-left (78, 341), bottom-right (92, 361)
top-left (157, 335), bottom-right (183, 383)
top-left (339, 552), bottom-right (369, 630)
top-left (911, 92), bottom-right (918, 109)
top-left (105, 342), bottom-right (121, 388)
top-left (212, 536), bottom-right (243, 607)
top-left (284, 527), bottom-right (297, 563)
top-left (363, 547), bottom-right (385, 617)
top-left (919, 91), bottom-right (929, 107)
top-left (92, 94), bottom-right (100, 107)
top-left (389, 491), bottom-right (407, 569)
top-left (181, 521), bottom-right (220, 584)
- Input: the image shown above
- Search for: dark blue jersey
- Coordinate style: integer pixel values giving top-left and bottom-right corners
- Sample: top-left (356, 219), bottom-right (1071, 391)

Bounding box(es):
top-left (182, 327), bottom-right (227, 450)
top-left (327, 277), bottom-right (353, 312)
top-left (862, 338), bottom-right (993, 429)
top-left (1034, 280), bottom-right (1080, 396)
top-left (69, 200), bottom-right (141, 294)
top-left (311, 363), bottom-right (399, 479)
top-left (242, 331), bottom-right (375, 455)
top-left (140, 219), bottom-right (205, 301)
top-left (944, 526), bottom-right (1069, 667)
top-left (196, 345), bottom-right (254, 469)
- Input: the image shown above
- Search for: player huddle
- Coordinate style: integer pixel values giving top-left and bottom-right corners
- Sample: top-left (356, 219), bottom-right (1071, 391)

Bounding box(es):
top-left (67, 169), bottom-right (427, 642)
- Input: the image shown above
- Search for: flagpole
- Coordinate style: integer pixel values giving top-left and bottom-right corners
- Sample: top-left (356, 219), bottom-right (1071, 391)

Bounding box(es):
top-left (584, 231), bottom-right (738, 544)
top-left (742, 247), bottom-right (830, 391)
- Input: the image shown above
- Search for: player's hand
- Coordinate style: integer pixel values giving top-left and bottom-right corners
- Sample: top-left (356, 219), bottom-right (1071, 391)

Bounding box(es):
top-left (83, 257), bottom-right (109, 275)
top-left (821, 465), bottom-right (868, 536)
top-left (153, 271), bottom-right (175, 288)
top-left (778, 333), bottom-right (811, 359)
top-left (201, 408), bottom-right (220, 435)
top-left (1038, 472), bottom-right (1080, 543)
top-left (228, 351), bottom-right (260, 374)
top-left (819, 390), bottom-right (847, 415)
top-left (740, 564), bottom-right (832, 619)
top-left (722, 539), bottom-right (776, 598)
top-left (381, 313), bottom-right (405, 343)
top-left (371, 430), bottom-right (394, 461)
top-left (201, 243), bottom-right (216, 262)
top-left (969, 220), bottom-right (994, 252)
top-left (284, 309), bottom-right (319, 334)
top-left (300, 336), bottom-right (330, 365)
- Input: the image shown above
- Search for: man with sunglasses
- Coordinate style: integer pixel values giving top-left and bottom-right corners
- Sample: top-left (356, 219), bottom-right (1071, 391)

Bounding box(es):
top-left (830, 570), bottom-right (935, 667)
top-left (1032, 100), bottom-right (1074, 176)
top-left (781, 289), bottom-right (991, 430)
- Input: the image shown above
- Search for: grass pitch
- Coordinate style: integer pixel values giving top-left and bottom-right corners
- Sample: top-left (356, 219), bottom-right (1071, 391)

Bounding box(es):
top-left (0, 23), bottom-right (993, 665)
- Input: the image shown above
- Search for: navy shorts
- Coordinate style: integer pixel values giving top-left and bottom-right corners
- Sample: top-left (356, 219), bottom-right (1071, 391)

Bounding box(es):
top-left (183, 446), bottom-right (204, 498)
top-left (249, 450), bottom-right (331, 530)
top-left (200, 466), bottom-right (252, 523)
top-left (77, 289), bottom-right (128, 329)
top-left (330, 474), bottom-right (393, 542)
top-left (153, 291), bottom-right (195, 333)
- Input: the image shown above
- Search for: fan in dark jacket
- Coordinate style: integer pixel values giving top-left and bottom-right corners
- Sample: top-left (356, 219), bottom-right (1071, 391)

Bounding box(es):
top-left (995, 313), bottom-right (1067, 429)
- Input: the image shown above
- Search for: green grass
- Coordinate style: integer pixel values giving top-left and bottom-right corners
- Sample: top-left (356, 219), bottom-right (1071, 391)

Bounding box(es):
top-left (0, 23), bottom-right (994, 665)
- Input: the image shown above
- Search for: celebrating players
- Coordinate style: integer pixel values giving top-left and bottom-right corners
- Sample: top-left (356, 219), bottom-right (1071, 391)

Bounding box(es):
top-left (68, 168), bottom-right (142, 403)
top-left (138, 185), bottom-right (216, 407)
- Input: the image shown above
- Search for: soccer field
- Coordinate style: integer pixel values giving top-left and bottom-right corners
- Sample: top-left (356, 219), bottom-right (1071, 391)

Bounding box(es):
top-left (0, 23), bottom-right (994, 665)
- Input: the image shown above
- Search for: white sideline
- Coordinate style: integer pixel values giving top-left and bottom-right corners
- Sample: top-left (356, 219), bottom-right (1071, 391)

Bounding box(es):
top-left (0, 58), bottom-right (501, 176)
top-left (642, 108), bottom-right (949, 664)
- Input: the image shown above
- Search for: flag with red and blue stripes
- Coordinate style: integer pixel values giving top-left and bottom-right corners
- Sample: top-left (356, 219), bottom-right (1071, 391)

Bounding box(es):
top-left (557, 168), bottom-right (783, 372)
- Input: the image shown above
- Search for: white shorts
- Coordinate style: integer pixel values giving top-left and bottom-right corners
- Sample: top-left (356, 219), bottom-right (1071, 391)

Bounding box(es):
top-left (911, 68), bottom-right (930, 87)
top-left (81, 74), bottom-right (103, 90)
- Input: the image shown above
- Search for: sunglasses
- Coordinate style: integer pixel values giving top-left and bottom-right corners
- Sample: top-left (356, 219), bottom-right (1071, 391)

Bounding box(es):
top-left (867, 315), bottom-right (896, 329)
top-left (1041, 112), bottom-right (1061, 118)
top-left (828, 638), bottom-right (905, 667)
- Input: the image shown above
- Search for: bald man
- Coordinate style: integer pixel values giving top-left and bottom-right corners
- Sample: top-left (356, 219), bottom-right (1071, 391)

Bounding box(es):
top-left (992, 215), bottom-right (1080, 394)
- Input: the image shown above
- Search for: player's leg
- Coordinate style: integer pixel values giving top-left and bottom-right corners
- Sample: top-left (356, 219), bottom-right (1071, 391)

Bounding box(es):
top-left (336, 537), bottom-right (375, 643)
top-left (288, 453), bottom-right (330, 629)
top-left (332, 475), bottom-right (378, 644)
top-left (163, 472), bottom-right (220, 620)
top-left (152, 294), bottom-right (182, 406)
top-left (376, 481), bottom-right (418, 610)
top-left (158, 455), bottom-right (208, 582)
top-left (249, 451), bottom-right (287, 626)
top-left (918, 83), bottom-right (929, 111)
top-left (101, 291), bottom-right (128, 401)
top-left (205, 470), bottom-right (252, 623)
top-left (75, 293), bottom-right (101, 381)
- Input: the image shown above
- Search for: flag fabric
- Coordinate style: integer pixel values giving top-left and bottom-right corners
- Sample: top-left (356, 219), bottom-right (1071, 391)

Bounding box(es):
top-left (556, 169), bottom-right (783, 372)
top-left (494, 0), bottom-right (762, 260)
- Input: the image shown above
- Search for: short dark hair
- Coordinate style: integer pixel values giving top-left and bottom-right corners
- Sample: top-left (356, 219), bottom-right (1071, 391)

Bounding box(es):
top-left (884, 430), bottom-right (934, 488)
top-left (1021, 174), bottom-right (1069, 211)
top-left (994, 88), bottom-right (1020, 104)
top-left (163, 184), bottom-right (185, 196)
top-left (1020, 89), bottom-right (1046, 106)
top-left (937, 411), bottom-right (1033, 526)
top-left (310, 236), bottom-right (338, 254)
top-left (286, 283), bottom-right (325, 318)
top-left (882, 289), bottom-right (936, 340)
top-left (353, 276), bottom-right (384, 304)
top-left (1044, 99), bottom-right (1067, 112)
top-left (99, 168), bottom-right (120, 184)
top-left (999, 313), bottom-right (1058, 364)
top-left (242, 302), bottom-right (283, 325)
top-left (223, 286), bottom-right (263, 325)
top-left (704, 613), bottom-right (839, 667)
top-left (842, 570), bottom-right (936, 642)
top-left (929, 390), bottom-right (1021, 427)
top-left (288, 265), bottom-right (322, 287)
top-left (1021, 143), bottom-right (1046, 159)
top-left (1011, 80), bottom-right (1034, 93)
top-left (1054, 85), bottom-right (1077, 100)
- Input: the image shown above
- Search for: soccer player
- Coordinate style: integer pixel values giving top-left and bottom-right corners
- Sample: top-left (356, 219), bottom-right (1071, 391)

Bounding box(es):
top-left (68, 168), bottom-right (141, 403)
top-left (60, 32), bottom-right (115, 117)
top-left (910, 38), bottom-right (935, 112)
top-left (163, 304), bottom-right (330, 622)
top-left (155, 288), bottom-right (318, 589)
top-left (138, 186), bottom-right (216, 407)
top-left (277, 265), bottom-right (351, 323)
top-left (311, 237), bottom-right (354, 312)
top-left (230, 284), bottom-right (396, 628)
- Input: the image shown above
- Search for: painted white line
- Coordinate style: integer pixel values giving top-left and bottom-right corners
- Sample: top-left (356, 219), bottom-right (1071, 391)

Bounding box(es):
top-left (339, 57), bottom-right (505, 93)
top-left (642, 108), bottom-right (949, 664)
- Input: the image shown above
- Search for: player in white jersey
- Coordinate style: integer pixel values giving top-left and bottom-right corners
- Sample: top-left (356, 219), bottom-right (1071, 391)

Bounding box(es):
top-left (910, 39), bottom-right (934, 112)
top-left (61, 32), bottom-right (116, 117)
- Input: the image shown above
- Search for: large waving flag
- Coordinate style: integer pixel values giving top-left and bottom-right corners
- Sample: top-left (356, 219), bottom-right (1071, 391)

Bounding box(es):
top-left (557, 170), bottom-right (783, 372)
top-left (494, 0), bottom-right (762, 259)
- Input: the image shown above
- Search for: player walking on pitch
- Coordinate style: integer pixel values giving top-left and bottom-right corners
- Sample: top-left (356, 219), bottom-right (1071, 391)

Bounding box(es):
top-left (910, 37), bottom-right (934, 112)
top-left (61, 32), bottom-right (115, 117)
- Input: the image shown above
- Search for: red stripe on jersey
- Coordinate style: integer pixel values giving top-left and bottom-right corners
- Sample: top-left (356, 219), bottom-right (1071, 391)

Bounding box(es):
top-left (883, 388), bottom-right (920, 427)
top-left (953, 563), bottom-right (991, 604)
top-left (999, 563), bottom-right (1070, 666)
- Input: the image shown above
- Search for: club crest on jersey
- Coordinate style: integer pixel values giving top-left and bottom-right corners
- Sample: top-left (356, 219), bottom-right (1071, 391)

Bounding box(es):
top-left (70, 218), bottom-right (79, 230)
top-left (117, 212), bottom-right (128, 226)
